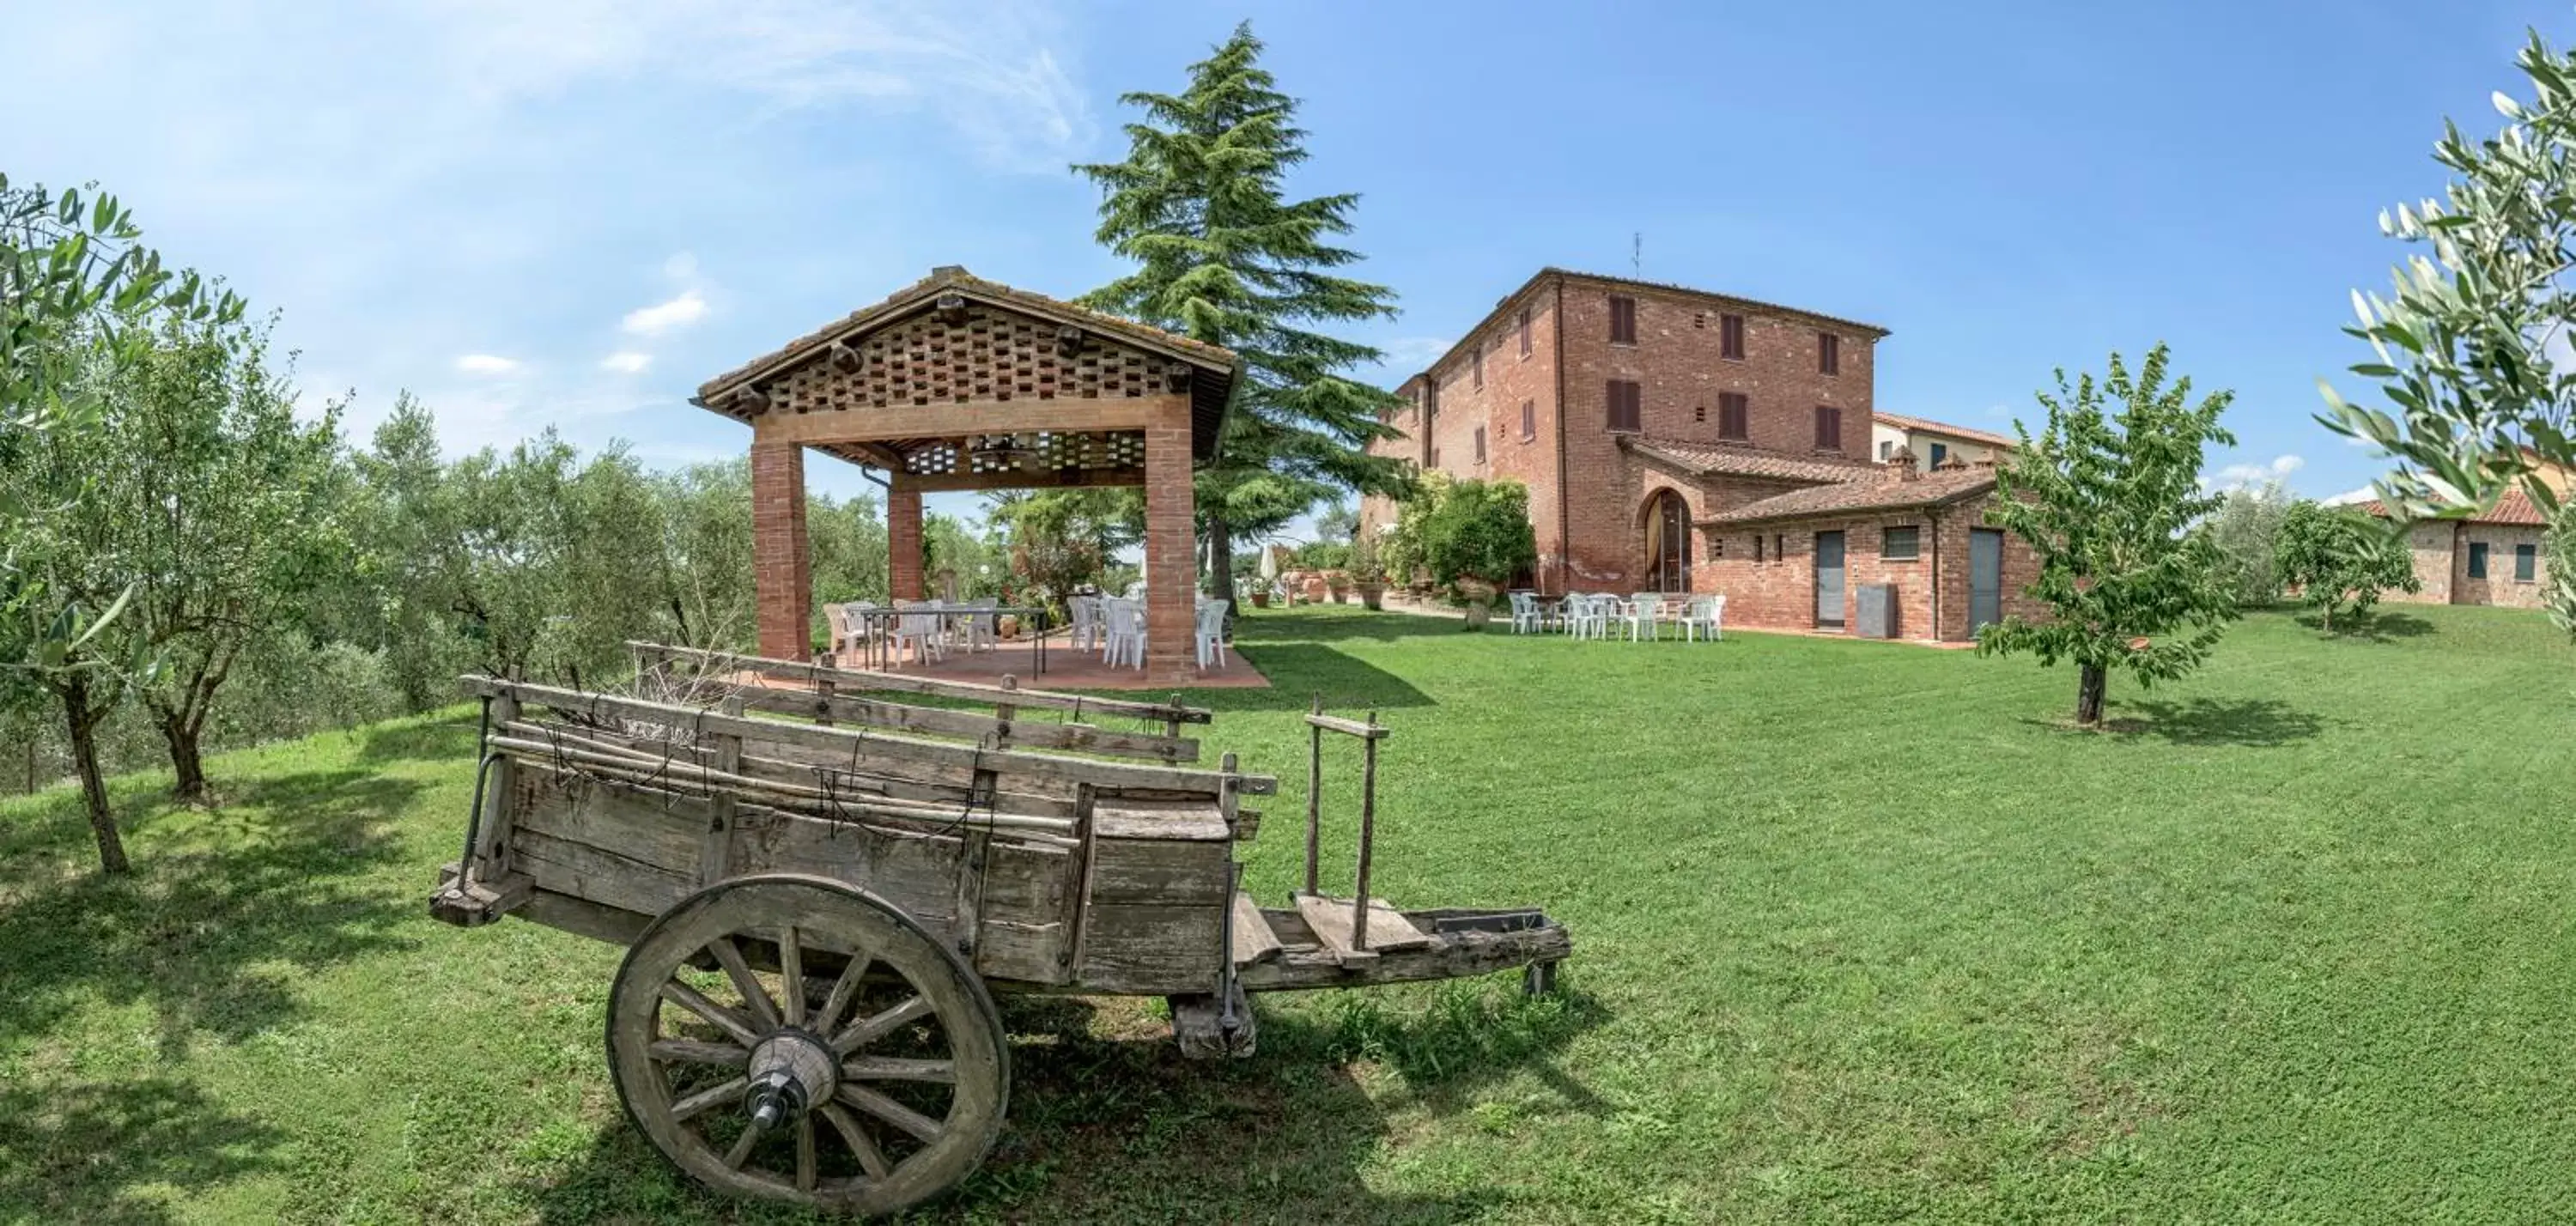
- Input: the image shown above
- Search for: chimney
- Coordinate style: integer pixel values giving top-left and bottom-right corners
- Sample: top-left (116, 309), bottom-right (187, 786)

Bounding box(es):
top-left (1885, 446), bottom-right (1922, 483)
top-left (1935, 452), bottom-right (1970, 473)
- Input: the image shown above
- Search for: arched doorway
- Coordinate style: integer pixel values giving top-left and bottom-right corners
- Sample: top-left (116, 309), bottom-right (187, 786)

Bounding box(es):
top-left (1643, 489), bottom-right (1691, 592)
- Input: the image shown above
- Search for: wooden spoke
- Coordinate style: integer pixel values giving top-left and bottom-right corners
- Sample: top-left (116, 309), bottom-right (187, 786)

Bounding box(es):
top-left (810, 950), bottom-right (872, 1036)
top-left (608, 875), bottom-right (1009, 1214)
top-left (724, 1120), bottom-right (764, 1169)
top-left (661, 981), bottom-right (762, 1048)
top-left (708, 937), bottom-right (782, 1029)
top-left (649, 1038), bottom-right (748, 1066)
top-left (842, 1056), bottom-right (955, 1084)
top-left (779, 926), bottom-right (805, 1027)
top-left (832, 994), bottom-right (935, 1055)
top-left (818, 1102), bottom-right (893, 1180)
top-left (671, 1076), bottom-right (747, 1122)
top-left (837, 1083), bottom-right (945, 1144)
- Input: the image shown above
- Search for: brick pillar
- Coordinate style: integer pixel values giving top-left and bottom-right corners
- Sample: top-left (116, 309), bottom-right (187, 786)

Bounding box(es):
top-left (888, 480), bottom-right (924, 601)
top-left (1143, 404), bottom-right (1198, 683)
top-left (751, 440), bottom-right (811, 660)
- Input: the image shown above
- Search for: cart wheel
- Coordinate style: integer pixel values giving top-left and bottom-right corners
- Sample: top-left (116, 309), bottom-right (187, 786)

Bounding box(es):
top-left (606, 873), bottom-right (1008, 1216)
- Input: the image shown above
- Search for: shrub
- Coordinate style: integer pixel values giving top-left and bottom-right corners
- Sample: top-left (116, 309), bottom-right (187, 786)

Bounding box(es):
top-left (2275, 500), bottom-right (2421, 630)
top-left (1419, 479), bottom-right (1538, 592)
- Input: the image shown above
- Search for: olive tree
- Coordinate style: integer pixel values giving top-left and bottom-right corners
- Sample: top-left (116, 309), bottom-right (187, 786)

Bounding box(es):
top-left (2, 176), bottom-right (238, 871)
top-left (1979, 345), bottom-right (2240, 726)
top-left (2320, 29), bottom-right (2576, 628)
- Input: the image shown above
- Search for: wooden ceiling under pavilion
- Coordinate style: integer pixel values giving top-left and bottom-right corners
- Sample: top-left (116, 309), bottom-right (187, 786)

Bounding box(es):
top-left (691, 266), bottom-right (1241, 491)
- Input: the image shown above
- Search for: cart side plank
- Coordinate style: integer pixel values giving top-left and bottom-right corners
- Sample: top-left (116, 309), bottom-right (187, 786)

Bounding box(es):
top-left (716, 679), bottom-right (1200, 763)
top-left (460, 676), bottom-right (1276, 799)
top-left (1087, 837), bottom-right (1231, 907)
top-left (1074, 903), bottom-right (1225, 994)
top-left (633, 641), bottom-right (1214, 725)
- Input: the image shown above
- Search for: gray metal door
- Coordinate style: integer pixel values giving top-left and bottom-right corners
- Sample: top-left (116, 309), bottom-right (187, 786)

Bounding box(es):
top-left (1814, 531), bottom-right (1845, 628)
top-left (1970, 528), bottom-right (2003, 634)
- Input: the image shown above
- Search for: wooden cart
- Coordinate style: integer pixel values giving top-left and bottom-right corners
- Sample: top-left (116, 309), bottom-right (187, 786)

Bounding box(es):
top-left (428, 645), bottom-right (1571, 1216)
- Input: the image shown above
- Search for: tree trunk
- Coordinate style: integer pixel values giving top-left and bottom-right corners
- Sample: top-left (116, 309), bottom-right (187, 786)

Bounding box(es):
top-left (2075, 664), bottom-right (2108, 727)
top-left (1205, 514), bottom-right (1236, 610)
top-left (60, 677), bottom-right (129, 874)
top-left (158, 711), bottom-right (208, 802)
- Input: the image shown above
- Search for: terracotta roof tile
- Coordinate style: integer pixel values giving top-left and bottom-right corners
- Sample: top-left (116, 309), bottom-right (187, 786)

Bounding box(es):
top-left (1702, 464), bottom-right (1998, 525)
top-left (2360, 488), bottom-right (2550, 526)
top-left (1624, 436), bottom-right (1880, 484)
top-left (1873, 411), bottom-right (2022, 452)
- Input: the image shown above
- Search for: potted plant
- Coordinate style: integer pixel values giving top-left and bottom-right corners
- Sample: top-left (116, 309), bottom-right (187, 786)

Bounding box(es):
top-left (1419, 478), bottom-right (1540, 633)
top-left (1350, 535), bottom-right (1388, 610)
top-left (1326, 569), bottom-right (1352, 604)
top-left (1249, 586), bottom-right (1272, 609)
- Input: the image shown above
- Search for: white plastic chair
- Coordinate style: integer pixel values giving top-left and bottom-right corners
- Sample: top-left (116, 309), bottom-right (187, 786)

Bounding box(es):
top-left (1564, 595), bottom-right (1604, 640)
top-left (1102, 599), bottom-right (1146, 669)
top-left (890, 600), bottom-right (945, 665)
top-left (1194, 599), bottom-right (1230, 668)
top-left (1682, 595), bottom-right (1726, 642)
top-left (1507, 592), bottom-right (1543, 634)
top-left (1068, 595), bottom-right (1101, 652)
top-left (1623, 593), bottom-right (1665, 642)
top-left (956, 598), bottom-right (998, 653)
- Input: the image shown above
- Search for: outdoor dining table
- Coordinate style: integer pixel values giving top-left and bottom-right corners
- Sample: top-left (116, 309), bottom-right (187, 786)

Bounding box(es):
top-left (831, 604), bottom-right (1053, 675)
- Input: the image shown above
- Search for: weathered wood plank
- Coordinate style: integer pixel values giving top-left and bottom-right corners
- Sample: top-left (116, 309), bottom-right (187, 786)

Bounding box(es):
top-left (631, 641), bottom-right (1212, 725)
top-left (974, 920), bottom-right (1068, 985)
top-left (1169, 984), bottom-right (1256, 1059)
top-left (1091, 801), bottom-right (1230, 841)
top-left (1301, 713), bottom-right (1389, 740)
top-left (1088, 837), bottom-right (1231, 907)
top-left (429, 864), bottom-right (533, 927)
top-left (461, 675), bottom-right (1274, 798)
top-left (1236, 908), bottom-right (1573, 992)
top-left (1075, 902), bottom-right (1224, 994)
top-left (980, 841), bottom-right (1072, 923)
top-left (1294, 893), bottom-right (1431, 960)
top-left (508, 772), bottom-right (709, 879)
top-left (513, 827), bottom-right (697, 920)
top-left (515, 887), bottom-right (653, 946)
top-left (727, 807), bottom-right (963, 933)
top-left (1228, 891), bottom-right (1281, 966)
top-left (721, 680), bottom-right (1200, 762)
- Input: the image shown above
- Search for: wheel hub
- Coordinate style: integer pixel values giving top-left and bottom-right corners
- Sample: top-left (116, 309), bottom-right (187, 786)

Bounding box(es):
top-left (744, 1029), bottom-right (839, 1130)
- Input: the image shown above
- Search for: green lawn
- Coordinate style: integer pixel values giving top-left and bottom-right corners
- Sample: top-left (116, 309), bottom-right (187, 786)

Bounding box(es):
top-left (4, 604), bottom-right (2573, 1223)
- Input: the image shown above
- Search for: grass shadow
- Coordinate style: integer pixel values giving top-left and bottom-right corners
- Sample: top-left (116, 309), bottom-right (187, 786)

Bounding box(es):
top-left (523, 979), bottom-right (1604, 1223)
top-left (2294, 609), bottom-right (2439, 641)
top-left (0, 768), bottom-right (424, 1059)
top-left (1204, 642), bottom-right (1439, 713)
top-left (355, 713), bottom-right (482, 765)
top-left (0, 1075), bottom-right (287, 1224)
top-left (2103, 697), bottom-right (2333, 748)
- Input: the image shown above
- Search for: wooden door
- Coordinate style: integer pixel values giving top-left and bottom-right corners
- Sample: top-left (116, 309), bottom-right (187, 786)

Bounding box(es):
top-left (1814, 531), bottom-right (1845, 629)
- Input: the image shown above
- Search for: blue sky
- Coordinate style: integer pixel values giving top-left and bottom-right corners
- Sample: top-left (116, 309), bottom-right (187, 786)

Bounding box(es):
top-left (5, 0), bottom-right (2566, 527)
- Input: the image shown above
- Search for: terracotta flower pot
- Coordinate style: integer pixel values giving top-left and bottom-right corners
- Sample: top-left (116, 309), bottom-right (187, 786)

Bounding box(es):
top-left (1356, 581), bottom-right (1385, 610)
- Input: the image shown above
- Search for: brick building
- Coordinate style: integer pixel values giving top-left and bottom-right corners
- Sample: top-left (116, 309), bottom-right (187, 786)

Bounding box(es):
top-left (2368, 488), bottom-right (2556, 610)
top-left (1360, 267), bottom-right (2043, 642)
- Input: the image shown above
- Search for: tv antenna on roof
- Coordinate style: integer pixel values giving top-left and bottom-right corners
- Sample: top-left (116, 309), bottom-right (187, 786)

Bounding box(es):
top-left (1631, 232), bottom-right (1643, 276)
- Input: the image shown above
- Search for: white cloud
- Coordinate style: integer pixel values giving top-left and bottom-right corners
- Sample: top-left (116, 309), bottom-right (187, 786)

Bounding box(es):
top-left (2209, 453), bottom-right (2306, 493)
top-left (601, 351), bottom-right (653, 373)
top-left (623, 290), bottom-right (709, 336)
top-left (454, 353), bottom-right (523, 375)
top-left (2321, 485), bottom-right (2380, 507)
top-left (1376, 337), bottom-right (1455, 371)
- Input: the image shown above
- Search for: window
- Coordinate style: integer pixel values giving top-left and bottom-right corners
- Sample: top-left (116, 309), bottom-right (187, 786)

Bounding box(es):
top-left (1607, 379), bottom-right (1643, 432)
top-left (1878, 440), bottom-right (1893, 461)
top-left (1720, 313), bottom-right (1746, 360)
top-left (1609, 294), bottom-right (1637, 345)
top-left (1814, 404), bottom-right (1843, 450)
top-left (1718, 392), bottom-right (1749, 441)
top-left (1883, 525), bottom-right (1921, 561)
top-left (1473, 426), bottom-right (1486, 464)
top-left (1774, 533), bottom-right (1785, 561)
top-left (1929, 441), bottom-right (1948, 468)
top-left (1521, 398), bottom-right (1536, 441)
top-left (2517, 543), bottom-right (2538, 581)
top-left (1471, 341), bottom-right (1483, 390)
top-left (1709, 537), bottom-right (1724, 561)
top-left (1519, 306), bottom-right (1533, 356)
top-left (1819, 331), bottom-right (1840, 375)
top-left (2469, 542), bottom-right (2489, 579)
top-left (1694, 404), bottom-right (1707, 423)
top-left (1754, 535), bottom-right (1764, 562)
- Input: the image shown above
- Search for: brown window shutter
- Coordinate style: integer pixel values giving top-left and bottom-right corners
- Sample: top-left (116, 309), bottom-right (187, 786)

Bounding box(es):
top-left (1522, 398), bottom-right (1535, 440)
top-left (1520, 307), bottom-right (1533, 356)
top-left (1610, 295), bottom-right (1637, 344)
top-left (1722, 314), bottom-right (1745, 360)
